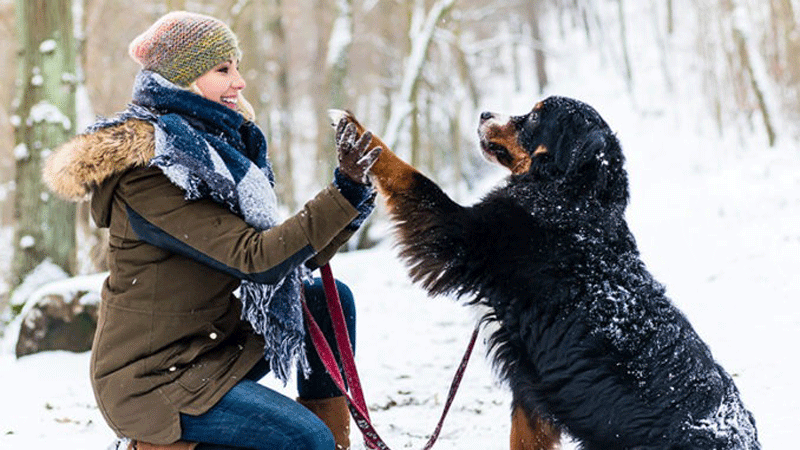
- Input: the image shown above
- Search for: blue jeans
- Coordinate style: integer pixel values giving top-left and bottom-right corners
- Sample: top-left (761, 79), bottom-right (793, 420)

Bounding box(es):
top-left (179, 278), bottom-right (357, 450)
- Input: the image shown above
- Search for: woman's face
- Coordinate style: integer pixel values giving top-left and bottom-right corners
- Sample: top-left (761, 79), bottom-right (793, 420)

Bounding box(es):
top-left (194, 60), bottom-right (246, 110)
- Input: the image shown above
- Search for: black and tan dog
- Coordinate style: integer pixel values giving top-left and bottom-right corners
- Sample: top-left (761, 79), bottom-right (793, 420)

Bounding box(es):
top-left (334, 96), bottom-right (760, 450)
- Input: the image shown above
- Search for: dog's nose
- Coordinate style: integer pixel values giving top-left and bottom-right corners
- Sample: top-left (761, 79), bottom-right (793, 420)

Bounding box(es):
top-left (480, 111), bottom-right (494, 123)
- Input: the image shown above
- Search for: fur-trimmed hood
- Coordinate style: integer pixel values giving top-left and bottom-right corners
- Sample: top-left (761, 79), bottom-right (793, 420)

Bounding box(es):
top-left (44, 118), bottom-right (155, 227)
top-left (44, 118), bottom-right (155, 201)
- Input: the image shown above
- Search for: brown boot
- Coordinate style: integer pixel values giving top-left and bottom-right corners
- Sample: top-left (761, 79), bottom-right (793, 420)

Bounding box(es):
top-left (297, 396), bottom-right (351, 450)
top-left (128, 441), bottom-right (198, 450)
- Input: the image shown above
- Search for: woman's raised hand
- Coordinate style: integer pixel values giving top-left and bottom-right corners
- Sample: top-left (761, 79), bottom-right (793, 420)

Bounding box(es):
top-left (335, 118), bottom-right (382, 185)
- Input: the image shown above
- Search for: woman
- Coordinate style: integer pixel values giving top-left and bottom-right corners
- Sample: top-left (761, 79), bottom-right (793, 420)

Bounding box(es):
top-left (44, 11), bottom-right (380, 450)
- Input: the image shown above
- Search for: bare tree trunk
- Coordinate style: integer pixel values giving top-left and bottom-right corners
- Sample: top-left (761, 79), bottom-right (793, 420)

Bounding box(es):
top-left (723, 0), bottom-right (778, 146)
top-left (449, 107), bottom-right (464, 200)
top-left (410, 92), bottom-right (421, 168)
top-left (528, 1), bottom-right (549, 94)
top-left (326, 0), bottom-right (352, 110)
top-left (732, 25), bottom-right (777, 146)
top-left (775, 0), bottom-right (800, 109)
top-left (617, 0), bottom-right (634, 93)
top-left (268, 0), bottom-right (296, 210)
top-left (382, 0), bottom-right (456, 150)
top-left (12, 0), bottom-right (77, 287)
top-left (653, 0), bottom-right (674, 93)
top-left (321, 0), bottom-right (354, 181)
top-left (666, 0), bottom-right (674, 34)
top-left (313, 0), bottom-right (334, 187)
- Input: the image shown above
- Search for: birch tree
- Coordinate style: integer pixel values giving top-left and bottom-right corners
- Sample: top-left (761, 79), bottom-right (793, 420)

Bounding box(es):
top-left (616, 0), bottom-right (634, 93)
top-left (725, 0), bottom-right (778, 145)
top-left (382, 0), bottom-right (457, 152)
top-left (315, 0), bottom-right (354, 184)
top-left (265, 0), bottom-right (296, 210)
top-left (771, 0), bottom-right (800, 109)
top-left (11, 0), bottom-right (78, 287)
top-left (527, 1), bottom-right (549, 94)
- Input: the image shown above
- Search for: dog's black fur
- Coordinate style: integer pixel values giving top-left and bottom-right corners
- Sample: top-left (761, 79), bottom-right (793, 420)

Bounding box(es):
top-left (362, 96), bottom-right (760, 449)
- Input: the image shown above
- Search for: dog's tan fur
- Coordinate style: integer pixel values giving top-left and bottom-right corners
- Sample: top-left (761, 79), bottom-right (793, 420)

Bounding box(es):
top-left (510, 405), bottom-right (561, 450)
top-left (329, 110), bottom-right (422, 211)
top-left (335, 110), bottom-right (560, 450)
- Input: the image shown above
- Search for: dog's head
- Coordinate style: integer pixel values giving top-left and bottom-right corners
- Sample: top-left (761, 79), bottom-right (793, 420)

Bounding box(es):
top-left (478, 96), bottom-right (628, 206)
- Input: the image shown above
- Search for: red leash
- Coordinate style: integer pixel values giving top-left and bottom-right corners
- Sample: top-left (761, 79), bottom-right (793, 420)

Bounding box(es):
top-left (302, 263), bottom-right (479, 450)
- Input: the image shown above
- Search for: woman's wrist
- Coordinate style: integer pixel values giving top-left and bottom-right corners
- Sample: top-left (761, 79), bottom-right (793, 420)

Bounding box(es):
top-left (333, 168), bottom-right (376, 229)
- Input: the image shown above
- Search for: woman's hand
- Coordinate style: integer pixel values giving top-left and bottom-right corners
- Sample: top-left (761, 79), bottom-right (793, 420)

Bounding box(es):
top-left (335, 118), bottom-right (382, 185)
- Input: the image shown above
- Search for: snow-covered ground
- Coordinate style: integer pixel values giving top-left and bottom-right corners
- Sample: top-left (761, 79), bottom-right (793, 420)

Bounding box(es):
top-left (1, 100), bottom-right (798, 449)
top-left (2, 3), bottom-right (799, 445)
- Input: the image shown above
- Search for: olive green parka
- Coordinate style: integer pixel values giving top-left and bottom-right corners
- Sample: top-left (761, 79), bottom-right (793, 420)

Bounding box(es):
top-left (44, 118), bottom-right (362, 444)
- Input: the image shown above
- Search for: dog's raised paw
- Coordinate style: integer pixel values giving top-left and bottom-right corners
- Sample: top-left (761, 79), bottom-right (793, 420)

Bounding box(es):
top-left (328, 109), bottom-right (354, 128)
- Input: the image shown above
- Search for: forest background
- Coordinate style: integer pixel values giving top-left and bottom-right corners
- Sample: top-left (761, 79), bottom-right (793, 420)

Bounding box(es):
top-left (0, 0), bottom-right (799, 447)
top-left (0, 0), bottom-right (798, 321)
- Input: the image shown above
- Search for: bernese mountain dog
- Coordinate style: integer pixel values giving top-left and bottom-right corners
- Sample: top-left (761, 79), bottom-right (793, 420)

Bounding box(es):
top-left (334, 96), bottom-right (760, 450)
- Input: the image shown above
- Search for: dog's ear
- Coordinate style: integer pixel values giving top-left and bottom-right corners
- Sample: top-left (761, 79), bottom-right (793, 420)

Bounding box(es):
top-left (555, 130), bottom-right (608, 175)
top-left (557, 130), bottom-right (627, 203)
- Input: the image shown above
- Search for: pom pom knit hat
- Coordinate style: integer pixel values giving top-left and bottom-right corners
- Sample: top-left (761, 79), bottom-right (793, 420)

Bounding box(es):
top-left (129, 11), bottom-right (242, 87)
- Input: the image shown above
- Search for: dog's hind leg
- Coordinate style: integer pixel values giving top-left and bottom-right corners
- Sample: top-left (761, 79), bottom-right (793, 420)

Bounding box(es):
top-left (510, 405), bottom-right (561, 450)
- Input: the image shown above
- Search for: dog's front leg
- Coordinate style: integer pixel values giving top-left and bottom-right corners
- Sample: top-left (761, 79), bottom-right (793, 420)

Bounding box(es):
top-left (329, 110), bottom-right (422, 208)
top-left (330, 111), bottom-right (474, 295)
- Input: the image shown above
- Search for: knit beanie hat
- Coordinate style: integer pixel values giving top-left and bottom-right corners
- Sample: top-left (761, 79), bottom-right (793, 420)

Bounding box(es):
top-left (129, 11), bottom-right (242, 87)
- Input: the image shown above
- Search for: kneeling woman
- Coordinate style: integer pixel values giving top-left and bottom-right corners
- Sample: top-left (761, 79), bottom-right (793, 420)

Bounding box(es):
top-left (45, 11), bottom-right (380, 450)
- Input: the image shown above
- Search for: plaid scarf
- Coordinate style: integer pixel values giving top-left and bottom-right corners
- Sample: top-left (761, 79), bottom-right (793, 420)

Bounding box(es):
top-left (90, 70), bottom-right (308, 383)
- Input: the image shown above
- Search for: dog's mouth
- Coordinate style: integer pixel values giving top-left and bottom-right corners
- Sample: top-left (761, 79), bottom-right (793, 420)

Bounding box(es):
top-left (478, 123), bottom-right (531, 174)
top-left (478, 135), bottom-right (511, 165)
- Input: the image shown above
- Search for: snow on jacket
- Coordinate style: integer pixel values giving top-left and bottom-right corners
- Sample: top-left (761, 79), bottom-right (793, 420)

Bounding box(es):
top-left (43, 117), bottom-right (362, 444)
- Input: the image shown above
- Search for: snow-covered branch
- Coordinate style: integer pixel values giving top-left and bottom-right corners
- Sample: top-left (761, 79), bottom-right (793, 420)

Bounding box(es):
top-left (382, 0), bottom-right (456, 150)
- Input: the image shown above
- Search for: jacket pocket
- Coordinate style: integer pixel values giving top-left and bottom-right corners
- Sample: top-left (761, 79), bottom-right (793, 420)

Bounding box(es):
top-left (175, 334), bottom-right (243, 393)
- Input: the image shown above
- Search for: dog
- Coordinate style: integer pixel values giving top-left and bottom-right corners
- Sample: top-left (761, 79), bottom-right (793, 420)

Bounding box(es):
top-left (333, 96), bottom-right (760, 449)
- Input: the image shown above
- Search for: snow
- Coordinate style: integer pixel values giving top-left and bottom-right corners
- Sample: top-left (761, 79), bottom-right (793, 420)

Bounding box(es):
top-left (1, 119), bottom-right (798, 447)
top-left (26, 101), bottom-right (73, 131)
top-left (18, 235), bottom-right (35, 249)
top-left (2, 2), bottom-right (799, 448)
top-left (13, 143), bottom-right (29, 160)
top-left (326, 0), bottom-right (353, 68)
top-left (1, 270), bottom-right (106, 355)
top-left (39, 39), bottom-right (57, 54)
top-left (382, 0), bottom-right (457, 150)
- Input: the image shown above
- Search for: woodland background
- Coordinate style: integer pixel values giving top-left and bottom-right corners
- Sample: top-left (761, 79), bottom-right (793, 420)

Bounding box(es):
top-left (1, 0), bottom-right (799, 314)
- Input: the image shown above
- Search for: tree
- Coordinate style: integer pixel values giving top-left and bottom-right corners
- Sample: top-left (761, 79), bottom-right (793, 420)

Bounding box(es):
top-left (723, 0), bottom-right (778, 146)
top-left (382, 0), bottom-right (457, 152)
top-left (264, 0), bottom-right (297, 210)
top-left (11, 0), bottom-right (78, 288)
top-left (314, 0), bottom-right (354, 188)
top-left (527, 1), bottom-right (549, 94)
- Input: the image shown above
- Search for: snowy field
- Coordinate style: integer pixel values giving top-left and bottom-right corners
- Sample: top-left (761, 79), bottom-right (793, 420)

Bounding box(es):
top-left (1, 95), bottom-right (799, 449)
top-left (2, 9), bottom-right (800, 445)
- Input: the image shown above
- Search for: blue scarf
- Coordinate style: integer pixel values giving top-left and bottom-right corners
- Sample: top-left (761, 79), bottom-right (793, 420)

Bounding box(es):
top-left (90, 71), bottom-right (308, 383)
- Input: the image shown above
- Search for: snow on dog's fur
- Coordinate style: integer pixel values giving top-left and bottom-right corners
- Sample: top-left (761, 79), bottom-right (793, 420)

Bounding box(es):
top-left (334, 97), bottom-right (760, 450)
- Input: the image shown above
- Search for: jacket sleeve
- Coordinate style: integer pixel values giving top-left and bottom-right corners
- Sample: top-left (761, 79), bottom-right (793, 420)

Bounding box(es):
top-left (304, 169), bottom-right (377, 269)
top-left (118, 167), bottom-right (359, 284)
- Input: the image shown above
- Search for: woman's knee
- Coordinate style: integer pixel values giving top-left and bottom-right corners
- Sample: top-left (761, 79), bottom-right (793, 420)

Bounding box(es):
top-left (305, 278), bottom-right (357, 342)
top-left (333, 279), bottom-right (356, 331)
top-left (284, 417), bottom-right (335, 450)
